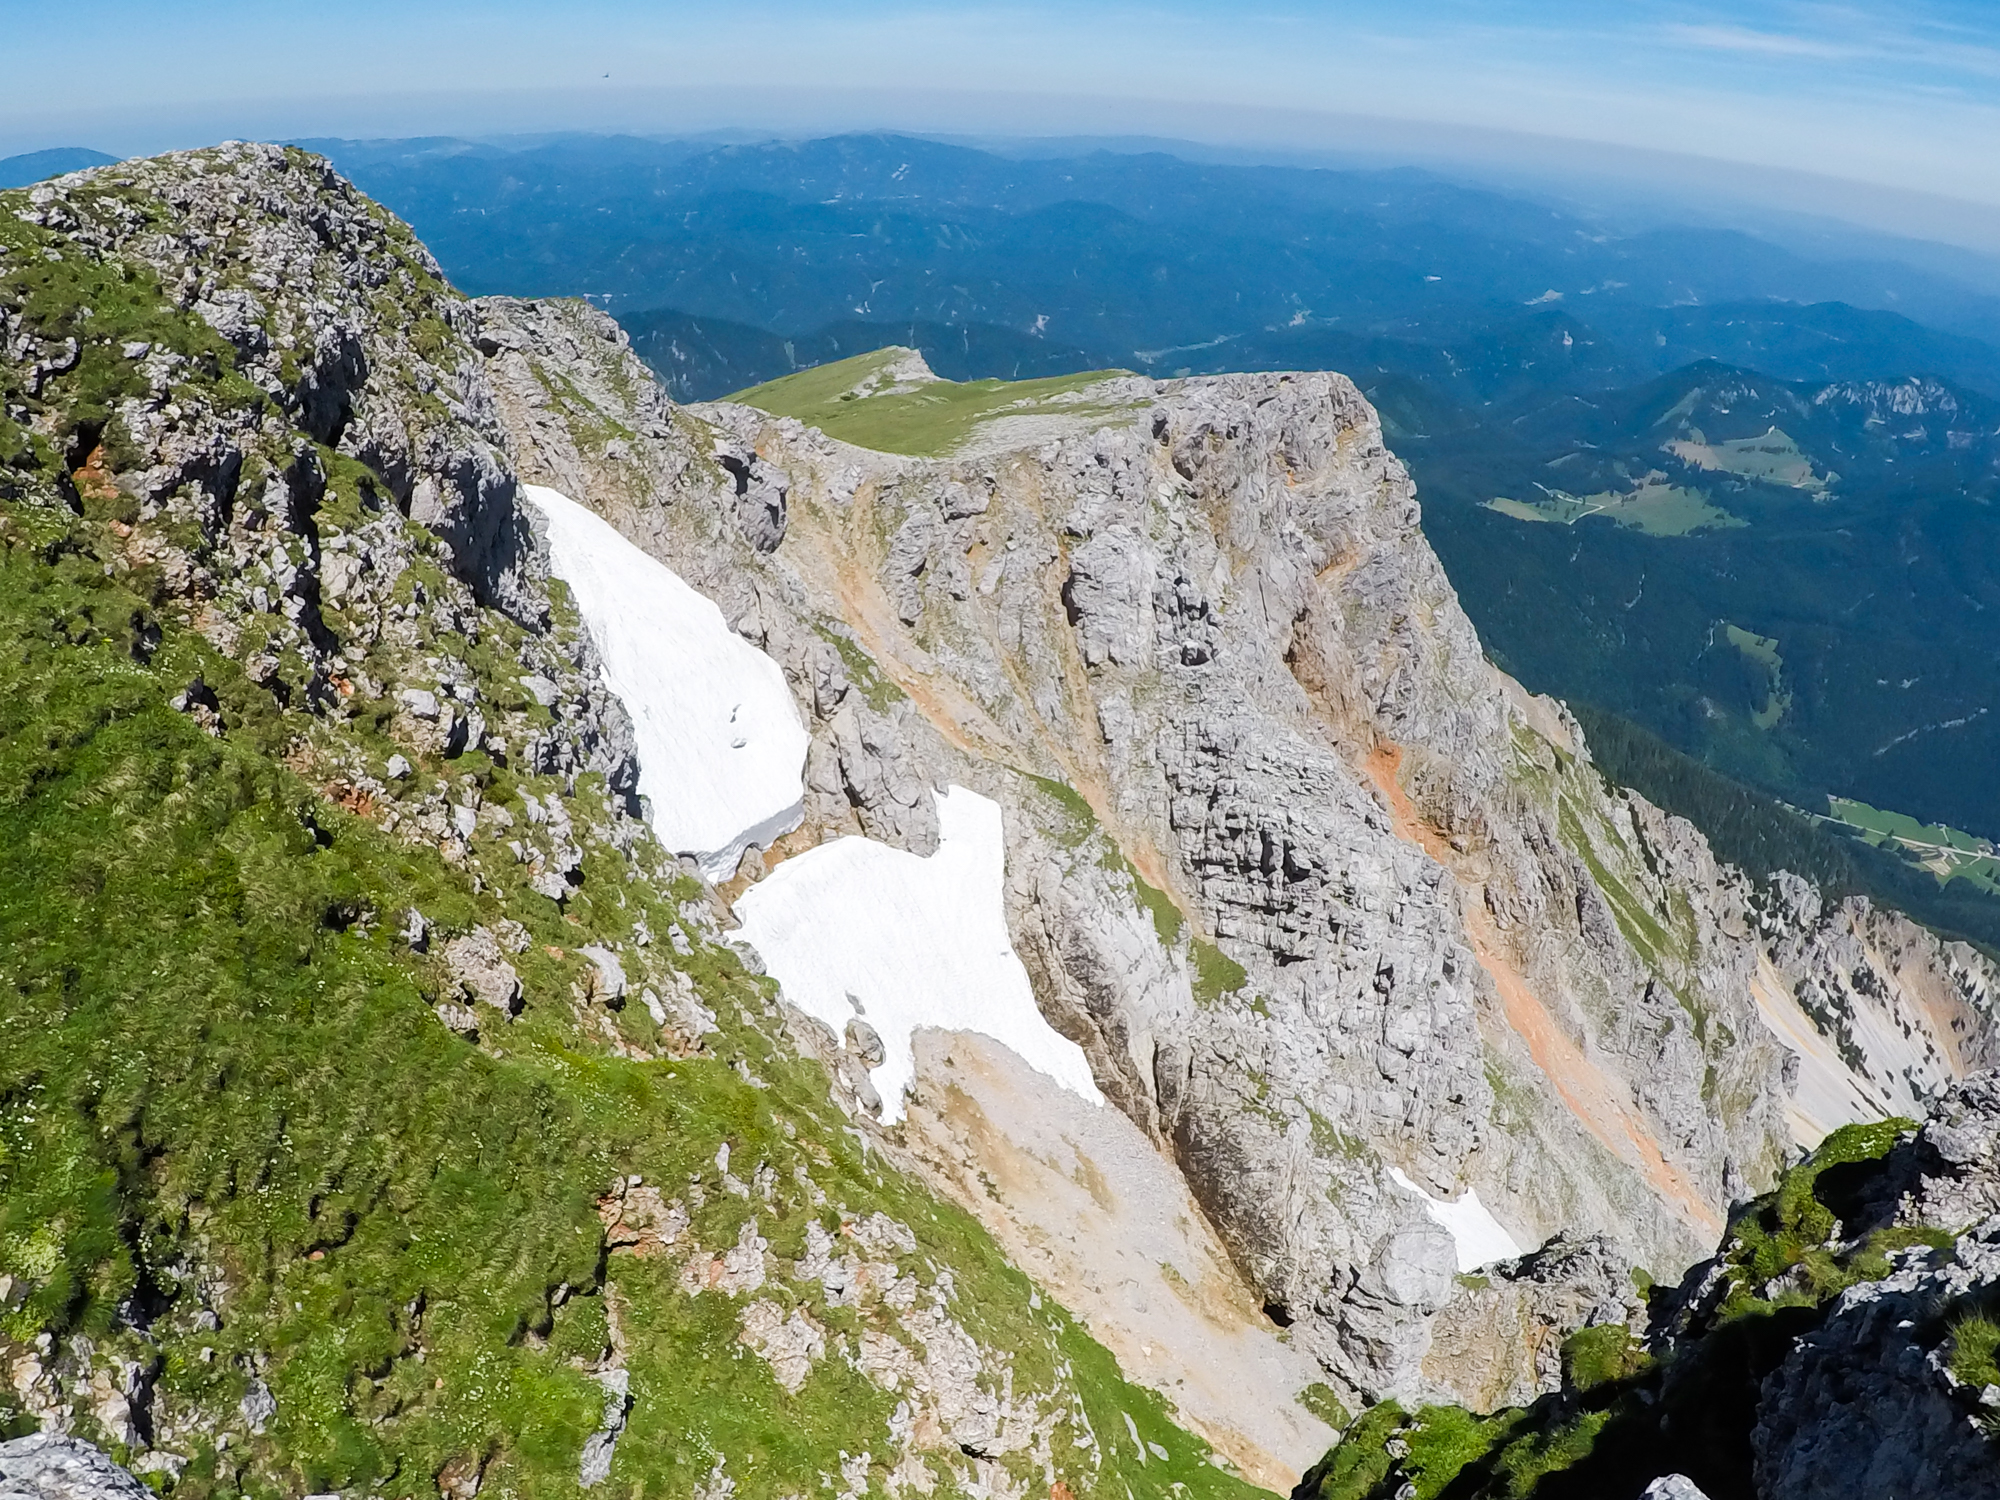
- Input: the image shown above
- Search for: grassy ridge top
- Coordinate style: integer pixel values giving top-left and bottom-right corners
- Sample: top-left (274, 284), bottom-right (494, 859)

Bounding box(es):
top-left (726, 347), bottom-right (1134, 457)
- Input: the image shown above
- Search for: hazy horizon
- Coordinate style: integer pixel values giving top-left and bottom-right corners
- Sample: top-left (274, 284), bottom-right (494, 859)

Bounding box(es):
top-left (6, 2), bottom-right (1999, 255)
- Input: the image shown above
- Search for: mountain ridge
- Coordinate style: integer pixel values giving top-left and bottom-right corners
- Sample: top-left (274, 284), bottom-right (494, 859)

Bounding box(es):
top-left (5, 143), bottom-right (2000, 1499)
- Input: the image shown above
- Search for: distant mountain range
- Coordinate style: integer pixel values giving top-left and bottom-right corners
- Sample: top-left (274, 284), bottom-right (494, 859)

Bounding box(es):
top-left (0, 147), bottom-right (115, 189)
top-left (200, 133), bottom-right (2000, 864)
top-left (304, 131), bottom-right (2000, 364)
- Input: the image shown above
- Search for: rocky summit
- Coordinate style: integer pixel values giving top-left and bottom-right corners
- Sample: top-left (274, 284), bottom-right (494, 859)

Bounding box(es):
top-left (2, 144), bottom-right (1998, 1499)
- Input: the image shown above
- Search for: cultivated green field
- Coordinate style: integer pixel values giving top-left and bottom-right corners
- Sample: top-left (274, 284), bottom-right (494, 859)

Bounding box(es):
top-left (1484, 473), bottom-right (1744, 537)
top-left (1824, 796), bottom-right (2000, 893)
top-left (1665, 425), bottom-right (1830, 493)
top-left (728, 348), bottom-right (1134, 457)
top-left (1723, 623), bottom-right (1791, 729)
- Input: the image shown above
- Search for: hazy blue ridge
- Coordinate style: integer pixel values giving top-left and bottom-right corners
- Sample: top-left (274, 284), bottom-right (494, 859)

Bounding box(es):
top-left (0, 148), bottom-right (117, 189)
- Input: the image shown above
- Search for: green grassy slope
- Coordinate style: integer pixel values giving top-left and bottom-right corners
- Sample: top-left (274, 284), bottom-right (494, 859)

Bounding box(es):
top-left (727, 349), bottom-right (1133, 457)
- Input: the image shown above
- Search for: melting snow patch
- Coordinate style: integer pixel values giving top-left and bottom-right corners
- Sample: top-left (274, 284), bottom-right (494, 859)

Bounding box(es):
top-left (521, 484), bottom-right (807, 880)
top-left (733, 786), bottom-right (1103, 1123)
top-left (1387, 1167), bottom-right (1522, 1273)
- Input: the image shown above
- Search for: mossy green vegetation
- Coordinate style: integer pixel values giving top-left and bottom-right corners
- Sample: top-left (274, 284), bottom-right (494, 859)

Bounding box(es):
top-left (1296, 1382), bottom-right (1352, 1432)
top-left (1191, 937), bottom-right (1249, 1007)
top-left (1115, 855), bottom-right (1184, 949)
top-left (1552, 794), bottom-right (1695, 988)
top-left (1947, 1314), bottom-right (2000, 1393)
top-left (1716, 1117), bottom-right (1917, 1318)
top-left (730, 348), bottom-right (1133, 457)
top-left (812, 621), bottom-right (906, 713)
top-left (1021, 770), bottom-right (1099, 848)
top-left (1297, 1400), bottom-right (1404, 1500)
top-left (1017, 771), bottom-right (1249, 1009)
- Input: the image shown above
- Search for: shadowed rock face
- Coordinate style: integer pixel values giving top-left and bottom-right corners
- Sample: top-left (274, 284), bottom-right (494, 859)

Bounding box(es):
top-left (1752, 1227), bottom-right (2000, 1500)
top-left (475, 296), bottom-right (2000, 1407)
top-left (1746, 1076), bottom-right (2000, 1500)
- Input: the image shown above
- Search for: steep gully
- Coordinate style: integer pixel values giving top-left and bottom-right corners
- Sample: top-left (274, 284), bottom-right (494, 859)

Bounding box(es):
top-left (1362, 744), bottom-right (1723, 1242)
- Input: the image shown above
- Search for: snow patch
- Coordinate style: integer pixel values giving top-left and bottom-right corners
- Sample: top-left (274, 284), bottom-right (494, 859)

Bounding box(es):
top-left (521, 484), bottom-right (807, 880)
top-left (733, 787), bottom-right (1103, 1123)
top-left (1388, 1167), bottom-right (1522, 1273)
top-left (522, 486), bottom-right (1094, 1126)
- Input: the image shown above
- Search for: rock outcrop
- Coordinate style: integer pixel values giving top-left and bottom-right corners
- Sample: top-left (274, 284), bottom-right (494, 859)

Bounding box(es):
top-left (0, 1434), bottom-right (151, 1500)
top-left (1420, 1234), bottom-right (1647, 1412)
top-left (1298, 1071), bottom-right (2000, 1498)
top-left (1745, 1072), bottom-right (2000, 1499)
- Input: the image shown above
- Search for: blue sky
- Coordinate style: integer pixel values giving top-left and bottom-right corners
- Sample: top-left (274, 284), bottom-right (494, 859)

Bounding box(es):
top-left (5, 2), bottom-right (1998, 221)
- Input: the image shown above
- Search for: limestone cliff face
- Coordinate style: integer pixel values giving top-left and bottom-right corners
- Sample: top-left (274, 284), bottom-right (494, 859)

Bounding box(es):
top-left (474, 299), bottom-right (2000, 1406)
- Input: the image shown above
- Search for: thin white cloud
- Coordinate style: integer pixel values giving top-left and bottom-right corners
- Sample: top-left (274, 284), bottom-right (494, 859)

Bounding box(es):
top-left (1664, 23), bottom-right (1856, 60)
top-left (1662, 5), bottom-right (2000, 82)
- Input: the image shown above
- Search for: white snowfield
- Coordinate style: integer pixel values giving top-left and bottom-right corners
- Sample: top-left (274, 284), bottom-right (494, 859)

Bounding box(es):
top-left (1387, 1167), bottom-right (1524, 1273)
top-left (734, 787), bottom-right (1105, 1124)
top-left (525, 484), bottom-right (1095, 1124)
top-left (521, 485), bottom-right (808, 881)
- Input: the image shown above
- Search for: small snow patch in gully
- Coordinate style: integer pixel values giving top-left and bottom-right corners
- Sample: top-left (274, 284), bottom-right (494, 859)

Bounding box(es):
top-left (521, 485), bottom-right (807, 880)
top-left (1387, 1167), bottom-right (1522, 1273)
top-left (734, 787), bottom-right (1104, 1123)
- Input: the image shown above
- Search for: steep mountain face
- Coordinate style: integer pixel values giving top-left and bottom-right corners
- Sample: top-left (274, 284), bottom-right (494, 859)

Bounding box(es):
top-left (6, 145), bottom-right (2000, 1499)
top-left (0, 146), bottom-right (1275, 1500)
top-left (471, 302), bottom-right (2000, 1416)
top-left (308, 131), bottom-right (2000, 898)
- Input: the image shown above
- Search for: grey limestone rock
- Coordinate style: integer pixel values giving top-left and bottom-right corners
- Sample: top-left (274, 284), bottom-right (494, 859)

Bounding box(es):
top-left (576, 1367), bottom-right (631, 1488)
top-left (25, 145), bottom-right (539, 618)
top-left (845, 1017), bottom-right (887, 1068)
top-left (1421, 1233), bottom-right (1647, 1410)
top-left (443, 928), bottom-right (523, 1015)
top-left (0, 1435), bottom-right (151, 1500)
top-left (578, 945), bottom-right (628, 1007)
top-left (473, 311), bottom-right (2000, 1407)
